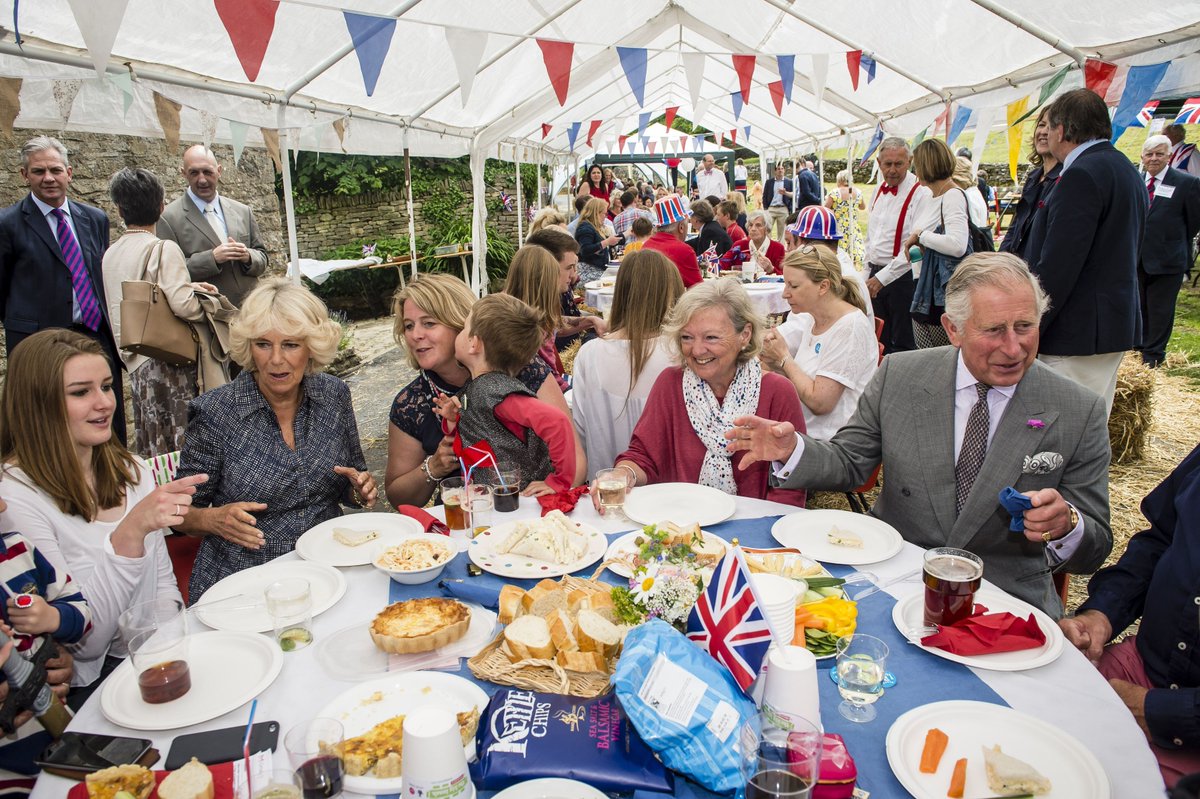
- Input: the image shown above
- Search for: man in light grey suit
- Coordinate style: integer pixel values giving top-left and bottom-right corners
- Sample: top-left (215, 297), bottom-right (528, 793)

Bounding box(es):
top-left (156, 145), bottom-right (268, 307)
top-left (726, 253), bottom-right (1112, 616)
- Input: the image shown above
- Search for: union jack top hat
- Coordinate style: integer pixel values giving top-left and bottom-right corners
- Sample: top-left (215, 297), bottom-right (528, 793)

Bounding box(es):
top-left (654, 194), bottom-right (692, 227)
top-left (788, 205), bottom-right (841, 241)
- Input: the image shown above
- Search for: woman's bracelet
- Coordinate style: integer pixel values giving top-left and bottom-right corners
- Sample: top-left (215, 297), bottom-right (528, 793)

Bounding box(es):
top-left (778, 355), bottom-right (791, 371)
top-left (615, 463), bottom-right (637, 484)
top-left (419, 456), bottom-right (439, 484)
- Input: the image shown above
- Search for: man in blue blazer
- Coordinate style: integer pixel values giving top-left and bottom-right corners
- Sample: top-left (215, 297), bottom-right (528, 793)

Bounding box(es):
top-left (1024, 88), bottom-right (1148, 414)
top-left (1137, 134), bottom-right (1200, 368)
top-left (0, 136), bottom-right (124, 443)
top-left (762, 163), bottom-right (794, 240)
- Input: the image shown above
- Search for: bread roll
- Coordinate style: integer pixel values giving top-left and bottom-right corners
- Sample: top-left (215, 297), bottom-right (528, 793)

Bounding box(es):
top-left (157, 758), bottom-right (215, 799)
top-left (575, 610), bottom-right (621, 658)
top-left (504, 615), bottom-right (554, 661)
top-left (498, 584), bottom-right (525, 624)
top-left (546, 608), bottom-right (578, 652)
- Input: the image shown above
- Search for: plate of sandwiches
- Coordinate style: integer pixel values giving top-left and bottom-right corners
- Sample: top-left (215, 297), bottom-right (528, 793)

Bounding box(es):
top-left (603, 521), bottom-right (728, 579)
top-left (316, 671), bottom-right (488, 796)
top-left (468, 510), bottom-right (608, 578)
top-left (297, 512), bottom-right (426, 567)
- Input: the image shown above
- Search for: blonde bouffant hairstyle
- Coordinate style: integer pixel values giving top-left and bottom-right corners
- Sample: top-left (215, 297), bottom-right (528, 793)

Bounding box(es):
top-left (664, 278), bottom-right (764, 367)
top-left (229, 278), bottom-right (342, 371)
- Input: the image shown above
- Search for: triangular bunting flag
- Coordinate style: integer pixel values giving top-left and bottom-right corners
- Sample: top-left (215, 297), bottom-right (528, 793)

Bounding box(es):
top-left (566, 121), bottom-right (581, 152)
top-left (66, 0), bottom-right (130, 78)
top-left (912, 126), bottom-right (928, 146)
top-left (860, 122), bottom-right (884, 166)
top-left (768, 80), bottom-right (785, 115)
top-left (332, 118), bottom-right (346, 153)
top-left (230, 120), bottom-right (249, 165)
top-left (107, 71), bottom-right (134, 117)
top-left (861, 54), bottom-right (877, 84)
top-left (1006, 96), bottom-right (1031, 182)
top-left (776, 55), bottom-right (794, 104)
top-left (215, 0), bottom-right (280, 83)
top-left (586, 120), bottom-right (602, 148)
top-left (626, 141), bottom-right (636, 156)
top-left (541, 123), bottom-right (552, 140)
top-left (640, 136), bottom-right (649, 152)
top-left (618, 134), bottom-right (629, 153)
top-left (52, 79), bottom-right (83, 125)
top-left (683, 52), bottom-right (705, 112)
top-left (445, 27), bottom-right (488, 107)
top-left (810, 53), bottom-right (828, 106)
top-left (1111, 62), bottom-right (1170, 142)
top-left (1037, 65), bottom-right (1071, 107)
top-left (743, 125), bottom-right (751, 143)
top-left (261, 127), bottom-right (282, 172)
top-left (344, 13), bottom-right (396, 97)
top-left (648, 141), bottom-right (656, 156)
top-left (1174, 98), bottom-right (1200, 125)
top-left (536, 39), bottom-right (574, 106)
top-left (1084, 58), bottom-right (1118, 101)
top-left (732, 54), bottom-right (755, 102)
top-left (971, 107), bottom-right (1000, 171)
top-left (846, 50), bottom-right (862, 91)
top-left (664, 105), bottom-right (679, 130)
top-left (1131, 100), bottom-right (1160, 128)
top-left (693, 99), bottom-right (711, 129)
top-left (0, 78), bottom-right (20, 136)
top-left (638, 111), bottom-right (651, 138)
top-left (933, 105), bottom-right (950, 135)
top-left (948, 105), bottom-right (972, 146)
top-left (616, 47), bottom-right (648, 107)
top-left (715, 131), bottom-right (724, 148)
top-left (731, 91), bottom-right (743, 121)
top-left (659, 136), bottom-right (668, 154)
top-left (199, 110), bottom-right (219, 149)
top-left (152, 92), bottom-right (181, 153)
top-left (729, 129), bottom-right (737, 145)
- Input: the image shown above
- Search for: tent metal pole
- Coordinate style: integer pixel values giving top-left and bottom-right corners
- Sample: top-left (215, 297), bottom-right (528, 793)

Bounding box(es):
top-left (536, 146), bottom-right (545, 211)
top-left (404, 126), bottom-right (418, 283)
top-left (966, 0), bottom-right (1087, 66)
top-left (515, 143), bottom-right (525, 244)
top-left (277, 108), bottom-right (302, 285)
top-left (469, 134), bottom-right (489, 297)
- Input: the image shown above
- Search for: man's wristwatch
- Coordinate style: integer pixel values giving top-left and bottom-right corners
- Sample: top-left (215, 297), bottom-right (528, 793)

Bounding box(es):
top-left (1066, 504), bottom-right (1080, 532)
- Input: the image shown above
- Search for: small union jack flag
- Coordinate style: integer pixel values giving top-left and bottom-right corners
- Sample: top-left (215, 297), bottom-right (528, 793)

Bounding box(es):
top-left (1131, 100), bottom-right (1160, 128)
top-left (1173, 97), bottom-right (1200, 126)
top-left (686, 547), bottom-right (775, 692)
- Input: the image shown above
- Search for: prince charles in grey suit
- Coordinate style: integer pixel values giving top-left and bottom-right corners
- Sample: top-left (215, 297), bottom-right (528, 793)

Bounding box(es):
top-left (727, 253), bottom-right (1112, 616)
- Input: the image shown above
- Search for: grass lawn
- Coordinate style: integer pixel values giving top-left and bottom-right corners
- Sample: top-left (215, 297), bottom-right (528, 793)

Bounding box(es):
top-left (1166, 281), bottom-right (1200, 382)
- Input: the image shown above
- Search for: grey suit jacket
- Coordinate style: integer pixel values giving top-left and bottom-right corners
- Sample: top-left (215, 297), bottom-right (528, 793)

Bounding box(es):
top-left (780, 346), bottom-right (1112, 616)
top-left (156, 194), bottom-right (268, 307)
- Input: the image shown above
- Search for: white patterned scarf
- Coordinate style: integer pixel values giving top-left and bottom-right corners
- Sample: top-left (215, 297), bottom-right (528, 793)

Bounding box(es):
top-left (682, 360), bottom-right (763, 494)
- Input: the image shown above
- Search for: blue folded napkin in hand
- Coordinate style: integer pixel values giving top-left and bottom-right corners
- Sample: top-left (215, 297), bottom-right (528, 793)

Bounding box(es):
top-left (439, 579), bottom-right (501, 609)
top-left (998, 486), bottom-right (1033, 532)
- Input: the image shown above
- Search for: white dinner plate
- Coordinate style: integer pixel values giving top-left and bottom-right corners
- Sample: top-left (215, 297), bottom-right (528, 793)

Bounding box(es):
top-left (296, 512), bottom-right (426, 567)
top-left (770, 509), bottom-right (903, 565)
top-left (890, 586), bottom-right (1064, 671)
top-left (100, 631), bottom-right (282, 731)
top-left (603, 529), bottom-right (729, 579)
top-left (742, 282), bottom-right (781, 291)
top-left (492, 779), bottom-right (608, 799)
top-left (316, 671), bottom-right (489, 796)
top-left (193, 560), bottom-right (346, 633)
top-left (623, 482), bottom-right (737, 527)
top-left (886, 700), bottom-right (1110, 798)
top-left (467, 518), bottom-right (607, 578)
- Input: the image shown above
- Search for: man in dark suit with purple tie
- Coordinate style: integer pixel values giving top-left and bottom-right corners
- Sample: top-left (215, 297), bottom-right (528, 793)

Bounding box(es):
top-left (0, 136), bottom-right (125, 443)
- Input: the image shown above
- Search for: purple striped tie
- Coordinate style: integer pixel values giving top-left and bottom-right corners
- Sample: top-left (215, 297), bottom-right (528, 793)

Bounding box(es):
top-left (50, 207), bottom-right (103, 331)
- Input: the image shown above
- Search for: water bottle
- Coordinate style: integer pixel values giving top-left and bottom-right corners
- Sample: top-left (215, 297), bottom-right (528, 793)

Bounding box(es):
top-left (909, 245), bottom-right (923, 279)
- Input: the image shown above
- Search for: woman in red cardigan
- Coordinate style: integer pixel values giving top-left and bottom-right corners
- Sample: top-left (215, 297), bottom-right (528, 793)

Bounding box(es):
top-left (600, 279), bottom-right (807, 508)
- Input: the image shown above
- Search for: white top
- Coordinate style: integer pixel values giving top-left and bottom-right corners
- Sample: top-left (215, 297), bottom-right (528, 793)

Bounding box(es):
top-left (917, 189), bottom-right (970, 258)
top-left (0, 464), bottom-right (181, 686)
top-left (571, 335), bottom-right (674, 479)
top-left (964, 185), bottom-right (989, 228)
top-left (734, 164), bottom-right (748, 181)
top-left (776, 311), bottom-right (879, 440)
top-left (695, 168), bottom-right (729, 199)
top-left (865, 173), bottom-right (932, 285)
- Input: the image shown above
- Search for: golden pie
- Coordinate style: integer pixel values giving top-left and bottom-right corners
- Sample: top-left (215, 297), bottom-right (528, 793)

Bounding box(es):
top-left (370, 597), bottom-right (471, 654)
top-left (335, 707), bottom-right (481, 777)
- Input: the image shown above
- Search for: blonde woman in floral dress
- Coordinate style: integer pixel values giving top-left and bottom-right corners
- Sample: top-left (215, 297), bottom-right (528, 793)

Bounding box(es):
top-left (824, 170), bottom-right (866, 271)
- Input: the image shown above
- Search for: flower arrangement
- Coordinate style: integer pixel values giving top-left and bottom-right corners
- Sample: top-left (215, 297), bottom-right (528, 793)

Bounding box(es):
top-left (611, 524), bottom-right (706, 629)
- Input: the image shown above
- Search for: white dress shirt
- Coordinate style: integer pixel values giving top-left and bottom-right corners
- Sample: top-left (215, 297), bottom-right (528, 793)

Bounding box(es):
top-left (696, 168), bottom-right (729, 199)
top-left (864, 173), bottom-right (932, 285)
top-left (188, 188), bottom-right (228, 239)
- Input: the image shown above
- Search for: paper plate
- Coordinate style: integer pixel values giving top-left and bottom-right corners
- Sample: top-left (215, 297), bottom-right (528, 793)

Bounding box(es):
top-left (296, 512), bottom-right (425, 567)
top-left (886, 700), bottom-right (1110, 798)
top-left (770, 509), bottom-right (903, 565)
top-left (316, 671), bottom-right (489, 796)
top-left (622, 482), bottom-right (736, 527)
top-left (467, 518), bottom-right (607, 578)
top-left (100, 631), bottom-right (282, 731)
top-left (603, 529), bottom-right (729, 579)
top-left (492, 779), bottom-right (608, 799)
top-left (193, 560), bottom-right (346, 633)
top-left (891, 586), bottom-right (1064, 671)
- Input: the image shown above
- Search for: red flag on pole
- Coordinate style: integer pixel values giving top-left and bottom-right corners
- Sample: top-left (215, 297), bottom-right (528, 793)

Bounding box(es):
top-left (1084, 58), bottom-right (1118, 101)
top-left (536, 39), bottom-right (574, 106)
top-left (215, 0), bottom-right (280, 82)
top-left (767, 80), bottom-right (785, 115)
top-left (541, 123), bottom-right (552, 140)
top-left (664, 105), bottom-right (679, 130)
top-left (586, 120), bottom-right (602, 148)
top-left (846, 50), bottom-right (862, 91)
top-left (732, 55), bottom-right (755, 103)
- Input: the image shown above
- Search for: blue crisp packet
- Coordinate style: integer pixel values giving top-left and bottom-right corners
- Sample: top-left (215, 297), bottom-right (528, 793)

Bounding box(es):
top-left (470, 688), bottom-right (673, 794)
top-left (613, 619), bottom-right (760, 794)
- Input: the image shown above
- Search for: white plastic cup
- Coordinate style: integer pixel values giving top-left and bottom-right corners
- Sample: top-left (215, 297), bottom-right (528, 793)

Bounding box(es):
top-left (751, 573), bottom-right (800, 645)
top-left (760, 645), bottom-right (822, 733)
top-left (401, 707), bottom-right (473, 799)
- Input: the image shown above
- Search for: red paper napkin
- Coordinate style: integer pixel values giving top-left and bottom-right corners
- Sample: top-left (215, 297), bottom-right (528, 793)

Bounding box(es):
top-left (67, 762), bottom-right (234, 798)
top-left (396, 504), bottom-right (451, 535)
top-left (537, 485), bottom-right (590, 516)
top-left (921, 603), bottom-right (1046, 655)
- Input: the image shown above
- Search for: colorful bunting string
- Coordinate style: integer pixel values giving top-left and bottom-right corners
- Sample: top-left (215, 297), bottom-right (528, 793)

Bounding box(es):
top-left (445, 27), bottom-right (488, 107)
top-left (1084, 58), bottom-right (1117, 100)
top-left (566, 121), bottom-right (581, 152)
top-left (860, 123), bottom-right (884, 165)
top-left (541, 123), bottom-right (552, 140)
top-left (617, 47), bottom-right (648, 107)
top-left (65, 0), bottom-right (130, 78)
top-left (768, 80), bottom-right (785, 116)
top-left (732, 55), bottom-right (755, 102)
top-left (343, 13), bottom-right (396, 97)
top-left (948, 105), bottom-right (972, 146)
top-left (731, 91), bottom-right (743, 121)
top-left (846, 50), bottom-right (862, 91)
top-left (214, 0), bottom-right (280, 83)
top-left (638, 111), bottom-right (651, 138)
top-left (536, 38), bottom-right (574, 106)
top-left (1111, 62), bottom-right (1170, 142)
top-left (743, 125), bottom-right (751, 143)
top-left (586, 119), bottom-right (602, 148)
top-left (776, 55), bottom-right (794, 105)
top-left (664, 105), bottom-right (678, 130)
top-left (860, 54), bottom-right (877, 84)
top-left (1006, 96), bottom-right (1031, 182)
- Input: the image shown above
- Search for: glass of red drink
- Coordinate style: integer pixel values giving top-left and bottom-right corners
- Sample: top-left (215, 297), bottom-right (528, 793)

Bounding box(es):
top-left (118, 598), bottom-right (191, 704)
top-left (286, 718), bottom-right (345, 799)
top-left (922, 547), bottom-right (983, 628)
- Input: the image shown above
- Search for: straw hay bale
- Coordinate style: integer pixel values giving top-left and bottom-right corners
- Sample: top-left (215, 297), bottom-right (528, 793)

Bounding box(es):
top-left (1107, 355), bottom-right (1154, 464)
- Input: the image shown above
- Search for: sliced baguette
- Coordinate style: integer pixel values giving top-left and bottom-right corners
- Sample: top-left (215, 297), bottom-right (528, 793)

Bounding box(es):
top-left (567, 589), bottom-right (591, 614)
top-left (504, 614), bottom-right (554, 661)
top-left (157, 758), bottom-right (215, 799)
top-left (555, 649), bottom-right (606, 672)
top-left (546, 608), bottom-right (578, 652)
top-left (582, 590), bottom-right (617, 623)
top-left (498, 584), bottom-right (526, 624)
top-left (575, 609), bottom-right (621, 658)
top-left (522, 586), bottom-right (566, 617)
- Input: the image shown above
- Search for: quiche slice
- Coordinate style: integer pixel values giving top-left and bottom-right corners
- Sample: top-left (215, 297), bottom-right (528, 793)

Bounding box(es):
top-left (334, 707), bottom-right (483, 778)
top-left (370, 597), bottom-right (471, 654)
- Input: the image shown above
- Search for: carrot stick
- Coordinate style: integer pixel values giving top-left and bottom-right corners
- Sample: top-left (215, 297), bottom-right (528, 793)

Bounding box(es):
top-left (919, 727), bottom-right (949, 774)
top-left (947, 757), bottom-right (967, 798)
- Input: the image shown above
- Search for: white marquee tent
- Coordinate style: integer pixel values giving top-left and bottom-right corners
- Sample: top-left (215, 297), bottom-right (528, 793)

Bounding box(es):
top-left (2, 0), bottom-right (1200, 289)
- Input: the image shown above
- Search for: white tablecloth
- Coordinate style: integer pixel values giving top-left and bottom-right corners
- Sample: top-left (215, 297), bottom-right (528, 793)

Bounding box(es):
top-left (585, 280), bottom-right (789, 318)
top-left (31, 497), bottom-right (1162, 798)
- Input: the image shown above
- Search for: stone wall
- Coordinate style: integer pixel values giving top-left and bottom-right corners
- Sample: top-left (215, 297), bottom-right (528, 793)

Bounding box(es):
top-left (0, 129), bottom-right (286, 266)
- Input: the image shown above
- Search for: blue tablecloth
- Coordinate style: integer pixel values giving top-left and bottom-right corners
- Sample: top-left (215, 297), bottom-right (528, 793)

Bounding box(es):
top-left (381, 516), bottom-right (1006, 798)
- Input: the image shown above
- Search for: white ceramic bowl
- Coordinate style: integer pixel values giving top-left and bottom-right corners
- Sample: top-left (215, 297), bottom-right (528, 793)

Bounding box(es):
top-left (371, 534), bottom-right (459, 584)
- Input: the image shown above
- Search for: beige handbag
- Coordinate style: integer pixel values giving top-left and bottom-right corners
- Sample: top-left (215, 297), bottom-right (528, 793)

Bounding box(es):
top-left (119, 241), bottom-right (198, 366)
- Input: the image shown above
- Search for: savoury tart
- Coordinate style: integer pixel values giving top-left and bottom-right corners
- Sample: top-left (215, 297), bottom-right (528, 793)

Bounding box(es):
top-left (370, 597), bottom-right (471, 653)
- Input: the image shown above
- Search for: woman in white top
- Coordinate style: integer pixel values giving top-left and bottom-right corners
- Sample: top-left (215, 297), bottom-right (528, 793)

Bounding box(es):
top-left (761, 245), bottom-right (878, 440)
top-left (571, 250), bottom-right (684, 479)
top-left (954, 157), bottom-right (990, 228)
top-left (0, 329), bottom-right (204, 690)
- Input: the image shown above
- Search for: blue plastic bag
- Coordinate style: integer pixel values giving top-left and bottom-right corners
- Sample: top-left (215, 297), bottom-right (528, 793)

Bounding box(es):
top-left (613, 619), bottom-right (760, 794)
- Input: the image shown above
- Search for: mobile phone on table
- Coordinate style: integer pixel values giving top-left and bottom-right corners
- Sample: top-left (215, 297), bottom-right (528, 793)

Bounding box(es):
top-left (36, 732), bottom-right (155, 778)
top-left (165, 720), bottom-right (280, 770)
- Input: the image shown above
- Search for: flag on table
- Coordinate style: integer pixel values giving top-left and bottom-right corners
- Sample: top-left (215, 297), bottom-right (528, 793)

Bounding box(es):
top-left (686, 546), bottom-right (773, 692)
top-left (1174, 98), bottom-right (1200, 125)
top-left (453, 434), bottom-right (498, 472)
top-left (1132, 100), bottom-right (1160, 127)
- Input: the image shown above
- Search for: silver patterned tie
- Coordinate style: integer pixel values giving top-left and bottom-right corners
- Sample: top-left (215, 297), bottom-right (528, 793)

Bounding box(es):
top-left (954, 382), bottom-right (991, 514)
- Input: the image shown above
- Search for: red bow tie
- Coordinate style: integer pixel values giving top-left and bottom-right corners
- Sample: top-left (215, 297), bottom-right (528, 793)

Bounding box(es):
top-left (879, 184), bottom-right (899, 196)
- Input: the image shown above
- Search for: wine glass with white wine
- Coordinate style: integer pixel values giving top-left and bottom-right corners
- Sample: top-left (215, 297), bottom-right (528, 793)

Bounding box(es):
top-left (835, 634), bottom-right (889, 723)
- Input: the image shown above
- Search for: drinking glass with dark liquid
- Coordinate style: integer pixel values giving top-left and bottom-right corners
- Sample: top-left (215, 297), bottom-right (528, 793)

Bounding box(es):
top-left (136, 658), bottom-right (191, 704)
top-left (745, 714), bottom-right (820, 799)
top-left (118, 598), bottom-right (191, 704)
top-left (296, 755), bottom-right (345, 799)
top-left (923, 547), bottom-right (984, 627)
top-left (286, 719), bottom-right (345, 799)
